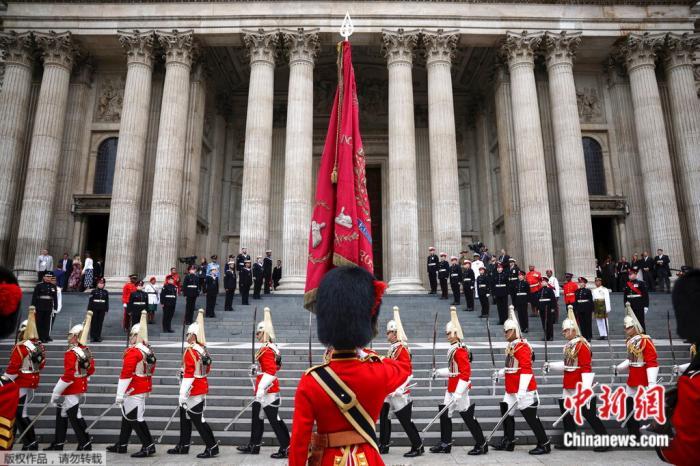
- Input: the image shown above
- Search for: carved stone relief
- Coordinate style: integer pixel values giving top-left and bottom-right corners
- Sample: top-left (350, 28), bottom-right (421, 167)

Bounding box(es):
top-left (94, 75), bottom-right (125, 122)
top-left (576, 87), bottom-right (602, 123)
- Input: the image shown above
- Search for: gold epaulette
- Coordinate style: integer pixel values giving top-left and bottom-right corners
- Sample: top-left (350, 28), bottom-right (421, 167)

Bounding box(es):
top-left (359, 353), bottom-right (382, 363)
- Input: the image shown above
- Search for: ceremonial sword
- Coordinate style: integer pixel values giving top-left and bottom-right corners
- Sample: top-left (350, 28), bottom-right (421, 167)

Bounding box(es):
top-left (421, 398), bottom-right (457, 433)
top-left (429, 312), bottom-right (438, 392)
top-left (16, 398), bottom-right (59, 443)
top-left (249, 306), bottom-right (258, 388)
top-left (158, 405), bottom-right (181, 444)
top-left (485, 315), bottom-right (497, 396)
top-left (484, 402), bottom-right (519, 444)
top-left (552, 382), bottom-right (599, 427)
top-left (87, 388), bottom-right (135, 431)
top-left (667, 311), bottom-right (678, 383)
top-left (224, 397), bottom-right (258, 431)
top-left (543, 302), bottom-right (549, 384)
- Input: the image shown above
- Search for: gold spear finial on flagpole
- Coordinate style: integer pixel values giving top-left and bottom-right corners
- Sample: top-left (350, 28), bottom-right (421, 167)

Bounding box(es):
top-left (340, 12), bottom-right (354, 41)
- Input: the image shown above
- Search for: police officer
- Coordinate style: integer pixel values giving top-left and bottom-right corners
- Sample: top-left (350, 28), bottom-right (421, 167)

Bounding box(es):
top-left (572, 277), bottom-right (594, 341)
top-left (183, 266), bottom-right (199, 326)
top-left (427, 247), bottom-right (439, 294)
top-left (160, 276), bottom-right (178, 333)
top-left (449, 256), bottom-right (462, 305)
top-left (438, 253), bottom-right (449, 300)
top-left (204, 269), bottom-right (218, 318)
top-left (476, 267), bottom-right (492, 318)
top-left (88, 278), bottom-right (109, 342)
top-left (462, 260), bottom-right (475, 312)
top-left (252, 257), bottom-right (264, 299)
top-left (493, 263), bottom-right (509, 325)
top-left (127, 281), bottom-right (148, 331)
top-left (224, 261), bottom-right (236, 311)
top-left (239, 259), bottom-right (253, 305)
top-left (263, 250), bottom-right (273, 294)
top-left (32, 271), bottom-right (57, 343)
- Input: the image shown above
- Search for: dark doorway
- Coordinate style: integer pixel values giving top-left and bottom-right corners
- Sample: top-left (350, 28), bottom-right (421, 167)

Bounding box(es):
top-left (365, 166), bottom-right (383, 280)
top-left (591, 217), bottom-right (617, 263)
top-left (84, 214), bottom-right (109, 267)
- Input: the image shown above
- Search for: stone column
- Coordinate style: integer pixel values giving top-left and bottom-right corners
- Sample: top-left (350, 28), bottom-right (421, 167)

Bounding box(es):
top-left (618, 33), bottom-right (685, 263)
top-left (543, 32), bottom-right (596, 278)
top-left (493, 64), bottom-right (523, 262)
top-left (661, 33), bottom-right (700, 264)
top-left (277, 29), bottom-right (318, 292)
top-left (501, 31), bottom-right (554, 271)
top-left (145, 30), bottom-right (194, 278)
top-left (13, 32), bottom-right (75, 284)
top-left (423, 30), bottom-right (462, 256)
top-left (103, 31), bottom-right (156, 285)
top-left (239, 30), bottom-right (278, 258)
top-left (382, 29), bottom-right (423, 292)
top-left (0, 32), bottom-right (34, 264)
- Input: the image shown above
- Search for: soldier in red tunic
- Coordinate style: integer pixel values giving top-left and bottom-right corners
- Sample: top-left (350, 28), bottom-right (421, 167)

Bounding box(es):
top-left (429, 307), bottom-right (487, 456)
top-left (168, 309), bottom-right (219, 458)
top-left (106, 310), bottom-right (157, 457)
top-left (543, 305), bottom-right (608, 451)
top-left (492, 305), bottom-right (550, 454)
top-left (290, 266), bottom-right (411, 466)
top-left (237, 307), bottom-right (290, 458)
top-left (3, 308), bottom-right (46, 450)
top-left (0, 266), bottom-right (23, 451)
top-left (45, 311), bottom-right (96, 451)
top-left (378, 306), bottom-right (423, 457)
top-left (613, 302), bottom-right (658, 438)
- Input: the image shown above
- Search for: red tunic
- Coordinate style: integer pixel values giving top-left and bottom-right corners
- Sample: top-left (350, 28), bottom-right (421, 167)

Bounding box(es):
top-left (626, 334), bottom-right (658, 387)
top-left (526, 271), bottom-right (542, 294)
top-left (121, 283), bottom-right (137, 306)
top-left (658, 371), bottom-right (700, 466)
top-left (387, 343), bottom-right (412, 394)
top-left (0, 379), bottom-right (19, 450)
top-left (59, 345), bottom-right (95, 395)
top-left (290, 352), bottom-right (411, 466)
top-left (254, 344), bottom-right (280, 394)
top-left (562, 281), bottom-right (578, 305)
top-left (5, 340), bottom-right (46, 389)
top-left (120, 346), bottom-right (155, 395)
top-left (447, 344), bottom-right (471, 393)
top-left (183, 345), bottom-right (210, 396)
top-left (505, 340), bottom-right (537, 394)
top-left (562, 338), bottom-right (592, 390)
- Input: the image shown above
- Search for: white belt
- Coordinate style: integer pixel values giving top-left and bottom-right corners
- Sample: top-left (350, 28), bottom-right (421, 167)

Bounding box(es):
top-left (428, 264), bottom-right (436, 267)
top-left (451, 274), bottom-right (458, 277)
top-left (509, 278), bottom-right (518, 281)
top-left (134, 302), bottom-right (145, 305)
top-left (439, 269), bottom-right (446, 272)
top-left (463, 278), bottom-right (471, 282)
top-left (165, 295), bottom-right (176, 298)
top-left (629, 362), bottom-right (645, 367)
top-left (39, 296), bottom-right (52, 300)
top-left (496, 284), bottom-right (506, 287)
top-left (628, 295), bottom-right (641, 298)
top-left (187, 285), bottom-right (197, 288)
top-left (517, 292), bottom-right (528, 296)
top-left (93, 299), bottom-right (105, 303)
top-left (577, 299), bottom-right (589, 303)
top-left (479, 285), bottom-right (486, 288)
top-left (564, 366), bottom-right (580, 371)
top-left (539, 298), bottom-right (551, 302)
top-left (504, 368), bottom-right (520, 374)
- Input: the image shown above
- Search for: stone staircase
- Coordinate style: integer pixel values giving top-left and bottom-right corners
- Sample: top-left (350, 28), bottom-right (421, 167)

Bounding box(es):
top-left (1, 292), bottom-right (687, 448)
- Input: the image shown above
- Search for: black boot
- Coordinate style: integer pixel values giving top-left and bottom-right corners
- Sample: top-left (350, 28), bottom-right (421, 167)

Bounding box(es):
top-left (189, 402), bottom-right (220, 458)
top-left (44, 408), bottom-right (67, 451)
top-left (130, 420), bottom-right (156, 457)
top-left (17, 396), bottom-right (39, 450)
top-left (264, 403), bottom-right (290, 458)
top-left (520, 405), bottom-right (551, 455)
top-left (66, 405), bottom-right (92, 451)
top-left (270, 447), bottom-right (288, 459)
top-left (492, 402), bottom-right (516, 451)
top-left (429, 404), bottom-right (452, 453)
top-left (555, 398), bottom-right (577, 450)
top-left (378, 402), bottom-right (391, 453)
top-left (106, 416), bottom-right (133, 453)
top-left (625, 397), bottom-right (641, 440)
top-left (237, 401), bottom-right (262, 454)
top-left (168, 407), bottom-right (192, 454)
top-left (582, 397), bottom-right (611, 452)
top-left (460, 404), bottom-right (488, 455)
top-left (395, 402), bottom-right (424, 457)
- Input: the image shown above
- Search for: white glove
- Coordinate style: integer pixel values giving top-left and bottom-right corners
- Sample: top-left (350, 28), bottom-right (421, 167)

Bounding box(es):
top-left (644, 307), bottom-right (648, 315)
top-left (123, 303), bottom-right (127, 308)
top-left (542, 362), bottom-right (549, 374)
top-left (544, 361), bottom-right (565, 374)
top-left (646, 366), bottom-right (659, 387)
top-left (249, 364), bottom-right (258, 377)
top-left (581, 372), bottom-right (595, 391)
top-left (116, 378), bottom-right (131, 405)
top-left (454, 379), bottom-right (469, 398)
top-left (2, 373), bottom-right (17, 382)
top-left (51, 378), bottom-right (71, 406)
top-left (50, 393), bottom-right (61, 406)
top-left (179, 377), bottom-right (194, 406)
top-left (433, 367), bottom-right (450, 379)
top-left (615, 360), bottom-right (630, 376)
top-left (517, 374), bottom-right (532, 401)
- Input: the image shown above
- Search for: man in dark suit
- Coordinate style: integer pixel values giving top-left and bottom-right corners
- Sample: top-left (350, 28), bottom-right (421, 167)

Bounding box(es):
top-left (252, 257), bottom-right (264, 299)
top-left (59, 253), bottom-right (72, 289)
top-left (263, 250), bottom-right (273, 294)
top-left (205, 269), bottom-right (218, 318)
top-left (641, 251), bottom-right (656, 292)
top-left (653, 248), bottom-right (671, 293)
top-left (239, 259), bottom-right (252, 305)
top-left (272, 260), bottom-right (282, 290)
top-left (497, 249), bottom-right (510, 267)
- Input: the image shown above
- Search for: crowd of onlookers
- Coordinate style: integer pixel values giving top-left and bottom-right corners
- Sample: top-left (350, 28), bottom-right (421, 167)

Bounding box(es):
top-left (596, 248), bottom-right (674, 294)
top-left (36, 249), bottom-right (104, 292)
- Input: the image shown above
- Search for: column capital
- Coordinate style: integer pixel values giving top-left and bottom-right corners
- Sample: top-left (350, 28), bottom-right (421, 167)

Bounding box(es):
top-left (71, 56), bottom-right (95, 86)
top-left (422, 29), bottom-right (458, 66)
top-left (604, 55), bottom-right (628, 87)
top-left (616, 32), bottom-right (664, 73)
top-left (501, 31), bottom-right (543, 69)
top-left (543, 31), bottom-right (581, 68)
top-left (118, 30), bottom-right (156, 67)
top-left (661, 32), bottom-right (699, 71)
top-left (282, 28), bottom-right (319, 66)
top-left (35, 31), bottom-right (77, 70)
top-left (382, 28), bottom-right (419, 66)
top-left (244, 28), bottom-right (279, 66)
top-left (157, 30), bottom-right (195, 67)
top-left (0, 31), bottom-right (34, 68)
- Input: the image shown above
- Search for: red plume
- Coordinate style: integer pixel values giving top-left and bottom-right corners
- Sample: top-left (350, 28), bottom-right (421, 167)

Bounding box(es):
top-left (371, 280), bottom-right (387, 317)
top-left (0, 283), bottom-right (22, 317)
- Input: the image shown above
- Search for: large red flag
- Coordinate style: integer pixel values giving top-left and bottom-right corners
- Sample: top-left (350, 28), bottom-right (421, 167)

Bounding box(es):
top-left (304, 40), bottom-right (373, 310)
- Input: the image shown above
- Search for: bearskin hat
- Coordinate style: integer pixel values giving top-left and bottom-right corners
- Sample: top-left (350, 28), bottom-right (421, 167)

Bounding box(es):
top-left (672, 268), bottom-right (700, 344)
top-left (0, 266), bottom-right (22, 338)
top-left (316, 266), bottom-right (381, 350)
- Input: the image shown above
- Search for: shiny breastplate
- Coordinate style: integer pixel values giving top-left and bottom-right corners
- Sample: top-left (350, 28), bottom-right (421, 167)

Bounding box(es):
top-left (448, 343), bottom-right (470, 375)
top-left (563, 338), bottom-right (583, 371)
top-left (70, 345), bottom-right (92, 377)
top-left (190, 344), bottom-right (211, 378)
top-left (134, 344), bottom-right (156, 377)
top-left (626, 334), bottom-right (647, 367)
top-left (20, 340), bottom-right (45, 374)
top-left (505, 340), bottom-right (531, 373)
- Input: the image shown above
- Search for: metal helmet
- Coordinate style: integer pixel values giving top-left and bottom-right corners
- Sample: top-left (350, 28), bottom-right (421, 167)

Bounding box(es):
top-left (256, 307), bottom-right (275, 342)
top-left (561, 305), bottom-right (580, 335)
top-left (445, 306), bottom-right (464, 340)
top-left (623, 302), bottom-right (644, 334)
top-left (503, 305), bottom-right (521, 338)
top-left (186, 309), bottom-right (207, 345)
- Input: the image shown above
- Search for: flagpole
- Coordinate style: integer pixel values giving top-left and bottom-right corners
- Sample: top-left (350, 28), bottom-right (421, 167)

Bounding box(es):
top-left (340, 12), bottom-right (354, 41)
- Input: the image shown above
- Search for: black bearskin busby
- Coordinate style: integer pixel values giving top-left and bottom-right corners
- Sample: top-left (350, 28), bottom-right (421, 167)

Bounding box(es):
top-left (672, 268), bottom-right (700, 345)
top-left (0, 266), bottom-right (22, 338)
top-left (316, 266), bottom-right (382, 350)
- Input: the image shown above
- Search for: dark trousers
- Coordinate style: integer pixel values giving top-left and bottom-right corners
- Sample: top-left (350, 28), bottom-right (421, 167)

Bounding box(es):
top-left (495, 296), bottom-right (508, 324)
top-left (643, 271), bottom-right (655, 292)
top-left (162, 304), bottom-right (175, 331)
top-left (253, 280), bottom-right (262, 299)
top-left (450, 282), bottom-right (460, 304)
top-left (439, 278), bottom-right (448, 298)
top-left (205, 291), bottom-right (217, 317)
top-left (36, 309), bottom-right (51, 341)
top-left (37, 271), bottom-right (47, 282)
top-left (656, 272), bottom-right (670, 293)
top-left (241, 286), bottom-right (250, 305)
top-left (478, 295), bottom-right (489, 316)
top-left (263, 276), bottom-right (271, 294)
top-left (185, 296), bottom-right (197, 325)
top-left (224, 289), bottom-right (235, 311)
top-left (464, 287), bottom-right (474, 311)
top-left (428, 271), bottom-right (437, 293)
top-left (574, 309), bottom-right (593, 341)
top-left (539, 305), bottom-right (555, 340)
top-left (90, 309), bottom-right (105, 341)
top-left (516, 302), bottom-right (529, 332)
top-left (632, 305), bottom-right (646, 332)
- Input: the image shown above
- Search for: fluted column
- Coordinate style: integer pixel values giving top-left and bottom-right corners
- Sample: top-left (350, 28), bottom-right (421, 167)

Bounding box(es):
top-left (382, 29), bottom-right (423, 292)
top-left (618, 33), bottom-right (684, 263)
top-left (423, 30), bottom-right (462, 255)
top-left (501, 31), bottom-right (554, 271)
top-left (543, 32), bottom-right (595, 278)
top-left (145, 30), bottom-right (194, 278)
top-left (103, 31), bottom-right (156, 285)
top-left (238, 30), bottom-right (278, 258)
top-left (0, 32), bottom-right (34, 264)
top-left (493, 64), bottom-right (523, 262)
top-left (661, 33), bottom-right (700, 264)
top-left (13, 32), bottom-right (75, 284)
top-left (277, 29), bottom-right (318, 292)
